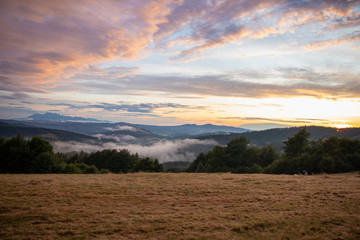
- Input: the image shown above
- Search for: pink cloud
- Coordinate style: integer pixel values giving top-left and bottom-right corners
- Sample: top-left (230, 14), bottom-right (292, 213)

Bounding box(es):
top-left (156, 0), bottom-right (359, 61)
top-left (0, 0), bottom-right (171, 88)
top-left (305, 30), bottom-right (360, 50)
top-left (0, 0), bottom-right (359, 91)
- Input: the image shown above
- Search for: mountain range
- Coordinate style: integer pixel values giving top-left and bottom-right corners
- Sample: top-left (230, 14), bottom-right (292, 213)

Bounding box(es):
top-left (8, 112), bottom-right (250, 137)
top-left (1, 112), bottom-right (359, 163)
top-left (25, 112), bottom-right (107, 122)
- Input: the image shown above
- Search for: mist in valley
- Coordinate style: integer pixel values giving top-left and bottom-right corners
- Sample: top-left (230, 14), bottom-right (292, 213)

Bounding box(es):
top-left (52, 138), bottom-right (218, 163)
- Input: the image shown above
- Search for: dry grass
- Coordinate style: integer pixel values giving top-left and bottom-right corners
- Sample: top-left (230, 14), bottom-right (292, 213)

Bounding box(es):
top-left (0, 173), bottom-right (359, 240)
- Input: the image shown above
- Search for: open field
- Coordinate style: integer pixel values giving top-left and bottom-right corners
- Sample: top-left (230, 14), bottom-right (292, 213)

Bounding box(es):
top-left (1, 173), bottom-right (359, 240)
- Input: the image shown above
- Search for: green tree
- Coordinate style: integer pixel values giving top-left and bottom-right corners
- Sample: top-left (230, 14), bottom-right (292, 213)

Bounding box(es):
top-left (258, 145), bottom-right (278, 167)
top-left (64, 163), bottom-right (82, 174)
top-left (207, 146), bottom-right (227, 172)
top-left (83, 165), bottom-right (99, 174)
top-left (31, 152), bottom-right (58, 173)
top-left (188, 153), bottom-right (208, 172)
top-left (28, 136), bottom-right (53, 159)
top-left (133, 157), bottom-right (162, 172)
top-left (1, 134), bottom-right (30, 173)
top-left (283, 128), bottom-right (310, 158)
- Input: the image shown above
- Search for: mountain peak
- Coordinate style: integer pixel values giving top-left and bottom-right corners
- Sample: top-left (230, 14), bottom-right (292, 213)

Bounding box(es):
top-left (28, 112), bottom-right (106, 122)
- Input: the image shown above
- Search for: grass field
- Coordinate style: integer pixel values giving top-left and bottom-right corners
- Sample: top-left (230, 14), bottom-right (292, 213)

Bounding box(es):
top-left (1, 173), bottom-right (359, 240)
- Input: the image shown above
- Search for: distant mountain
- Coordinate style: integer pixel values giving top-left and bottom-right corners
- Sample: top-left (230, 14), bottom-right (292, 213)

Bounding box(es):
top-left (27, 112), bottom-right (106, 122)
top-left (0, 122), bottom-right (99, 144)
top-left (8, 114), bottom-right (250, 138)
top-left (239, 123), bottom-right (290, 131)
top-left (131, 123), bottom-right (249, 137)
top-left (197, 126), bottom-right (360, 151)
top-left (0, 120), bottom-right (164, 145)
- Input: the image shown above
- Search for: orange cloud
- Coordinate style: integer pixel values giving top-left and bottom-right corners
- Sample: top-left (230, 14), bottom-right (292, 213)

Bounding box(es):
top-left (306, 31), bottom-right (360, 50)
top-left (0, 0), bottom-right (359, 91)
top-left (0, 0), bottom-right (171, 88)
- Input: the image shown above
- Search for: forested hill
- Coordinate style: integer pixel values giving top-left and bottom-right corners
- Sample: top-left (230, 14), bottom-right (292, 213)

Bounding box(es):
top-left (0, 122), bottom-right (98, 143)
top-left (196, 126), bottom-right (360, 151)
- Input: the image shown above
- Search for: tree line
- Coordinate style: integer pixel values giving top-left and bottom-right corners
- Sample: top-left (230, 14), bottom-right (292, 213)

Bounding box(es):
top-left (188, 128), bottom-right (360, 174)
top-left (0, 134), bottom-right (162, 174)
top-left (1, 128), bottom-right (359, 174)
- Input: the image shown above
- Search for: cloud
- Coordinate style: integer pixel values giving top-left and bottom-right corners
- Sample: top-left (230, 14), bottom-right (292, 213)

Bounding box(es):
top-left (104, 125), bottom-right (139, 132)
top-left (1, 0), bottom-right (359, 104)
top-left (0, 92), bottom-right (30, 100)
top-left (52, 101), bottom-right (207, 114)
top-left (305, 30), bottom-right (360, 50)
top-left (87, 102), bottom-right (200, 114)
top-left (111, 70), bottom-right (360, 99)
top-left (93, 134), bottom-right (137, 142)
top-left (221, 116), bottom-right (330, 125)
top-left (2, 0), bottom-right (358, 89)
top-left (156, 0), bottom-right (360, 61)
top-left (74, 66), bottom-right (140, 80)
top-left (47, 66), bottom-right (360, 100)
top-left (0, 0), bottom-right (171, 87)
top-left (327, 12), bottom-right (360, 30)
top-left (52, 138), bottom-right (218, 163)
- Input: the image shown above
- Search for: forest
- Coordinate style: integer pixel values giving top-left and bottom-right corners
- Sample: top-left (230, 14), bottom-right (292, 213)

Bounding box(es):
top-left (0, 134), bottom-right (162, 174)
top-left (1, 128), bottom-right (359, 174)
top-left (188, 128), bottom-right (360, 174)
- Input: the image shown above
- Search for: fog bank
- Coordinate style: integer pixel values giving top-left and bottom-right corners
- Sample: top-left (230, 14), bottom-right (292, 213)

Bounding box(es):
top-left (53, 138), bottom-right (218, 163)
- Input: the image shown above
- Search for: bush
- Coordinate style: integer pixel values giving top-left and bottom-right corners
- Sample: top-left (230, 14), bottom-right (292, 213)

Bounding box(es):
top-left (83, 165), bottom-right (99, 174)
top-left (64, 163), bottom-right (82, 174)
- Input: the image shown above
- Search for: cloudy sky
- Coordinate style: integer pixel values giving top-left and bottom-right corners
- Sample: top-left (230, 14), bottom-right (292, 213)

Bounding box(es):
top-left (1, 0), bottom-right (359, 127)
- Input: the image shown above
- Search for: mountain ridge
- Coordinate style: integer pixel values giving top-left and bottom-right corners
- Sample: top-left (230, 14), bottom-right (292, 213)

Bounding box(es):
top-left (26, 112), bottom-right (108, 123)
top-left (8, 112), bottom-right (250, 137)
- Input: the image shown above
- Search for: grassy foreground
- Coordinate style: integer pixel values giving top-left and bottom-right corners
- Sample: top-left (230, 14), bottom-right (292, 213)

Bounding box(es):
top-left (0, 173), bottom-right (359, 240)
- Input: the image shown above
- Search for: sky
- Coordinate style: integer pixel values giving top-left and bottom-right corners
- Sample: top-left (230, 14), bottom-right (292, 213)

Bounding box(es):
top-left (0, 0), bottom-right (359, 128)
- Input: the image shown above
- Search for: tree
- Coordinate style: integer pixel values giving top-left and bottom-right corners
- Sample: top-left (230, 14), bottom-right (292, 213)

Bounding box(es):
top-left (83, 165), bottom-right (99, 174)
top-left (207, 146), bottom-right (227, 172)
top-left (64, 163), bottom-right (82, 174)
top-left (133, 157), bottom-right (162, 172)
top-left (283, 128), bottom-right (310, 158)
top-left (1, 134), bottom-right (30, 173)
top-left (258, 145), bottom-right (278, 167)
top-left (28, 136), bottom-right (53, 159)
top-left (188, 153), bottom-right (208, 172)
top-left (226, 136), bottom-right (249, 156)
top-left (31, 152), bottom-right (58, 173)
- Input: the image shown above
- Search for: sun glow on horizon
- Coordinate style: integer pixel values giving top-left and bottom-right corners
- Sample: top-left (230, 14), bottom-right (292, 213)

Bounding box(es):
top-left (331, 124), bottom-right (353, 129)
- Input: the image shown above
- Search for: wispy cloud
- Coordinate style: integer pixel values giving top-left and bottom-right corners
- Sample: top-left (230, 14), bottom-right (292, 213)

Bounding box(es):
top-left (0, 92), bottom-right (30, 100)
top-left (67, 69), bottom-right (359, 99)
top-left (1, 0), bottom-right (359, 90)
top-left (305, 30), bottom-right (360, 50)
top-left (0, 0), bottom-right (359, 125)
top-left (74, 66), bottom-right (140, 80)
top-left (221, 116), bottom-right (331, 125)
top-left (155, 0), bottom-right (360, 61)
top-left (0, 0), bottom-right (170, 88)
top-left (47, 101), bottom-right (207, 115)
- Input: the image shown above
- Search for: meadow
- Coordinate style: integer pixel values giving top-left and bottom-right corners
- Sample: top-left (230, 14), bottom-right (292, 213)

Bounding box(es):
top-left (0, 173), bottom-right (359, 240)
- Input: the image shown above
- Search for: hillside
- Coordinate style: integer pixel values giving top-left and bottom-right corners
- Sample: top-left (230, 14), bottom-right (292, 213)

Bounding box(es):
top-left (197, 126), bottom-right (360, 151)
top-left (0, 122), bottom-right (99, 144)
top-left (0, 120), bottom-right (164, 144)
top-left (6, 112), bottom-right (249, 137)
top-left (130, 123), bottom-right (249, 137)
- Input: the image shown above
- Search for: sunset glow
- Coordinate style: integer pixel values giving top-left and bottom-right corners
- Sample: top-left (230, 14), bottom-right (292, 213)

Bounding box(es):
top-left (0, 0), bottom-right (359, 127)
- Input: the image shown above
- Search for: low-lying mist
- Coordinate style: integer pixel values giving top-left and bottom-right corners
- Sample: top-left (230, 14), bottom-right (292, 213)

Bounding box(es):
top-left (53, 138), bottom-right (218, 163)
